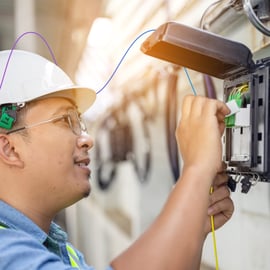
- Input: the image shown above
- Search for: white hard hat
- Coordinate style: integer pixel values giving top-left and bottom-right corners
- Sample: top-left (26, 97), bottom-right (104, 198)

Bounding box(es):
top-left (0, 50), bottom-right (96, 113)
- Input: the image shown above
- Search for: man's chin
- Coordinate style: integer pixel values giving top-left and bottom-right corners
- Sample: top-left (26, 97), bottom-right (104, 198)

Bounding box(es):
top-left (83, 189), bottom-right (91, 198)
top-left (82, 182), bottom-right (91, 198)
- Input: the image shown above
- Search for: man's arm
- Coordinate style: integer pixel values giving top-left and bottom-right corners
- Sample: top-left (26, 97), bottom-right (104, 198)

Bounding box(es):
top-left (110, 96), bottom-right (233, 270)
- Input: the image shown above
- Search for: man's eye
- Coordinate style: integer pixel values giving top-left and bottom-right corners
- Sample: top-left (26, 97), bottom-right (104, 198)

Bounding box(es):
top-left (58, 116), bottom-right (70, 126)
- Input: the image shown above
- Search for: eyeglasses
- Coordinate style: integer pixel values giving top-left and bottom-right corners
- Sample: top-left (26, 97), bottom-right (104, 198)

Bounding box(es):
top-left (6, 110), bottom-right (87, 136)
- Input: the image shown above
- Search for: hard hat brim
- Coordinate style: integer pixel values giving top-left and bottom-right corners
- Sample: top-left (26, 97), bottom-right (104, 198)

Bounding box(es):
top-left (36, 86), bottom-right (96, 113)
top-left (0, 50), bottom-right (96, 113)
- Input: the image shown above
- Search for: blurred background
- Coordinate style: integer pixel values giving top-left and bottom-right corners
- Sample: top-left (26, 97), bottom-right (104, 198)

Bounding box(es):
top-left (1, 0), bottom-right (270, 269)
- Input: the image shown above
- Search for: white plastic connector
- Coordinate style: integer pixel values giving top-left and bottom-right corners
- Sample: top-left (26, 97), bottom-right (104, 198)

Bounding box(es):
top-left (226, 99), bottom-right (240, 117)
top-left (235, 105), bottom-right (250, 127)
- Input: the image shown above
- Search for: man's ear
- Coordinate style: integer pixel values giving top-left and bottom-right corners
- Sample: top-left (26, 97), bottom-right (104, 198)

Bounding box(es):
top-left (0, 134), bottom-right (24, 168)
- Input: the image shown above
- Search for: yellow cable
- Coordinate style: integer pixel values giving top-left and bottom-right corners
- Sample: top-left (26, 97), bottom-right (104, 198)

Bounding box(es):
top-left (210, 186), bottom-right (219, 270)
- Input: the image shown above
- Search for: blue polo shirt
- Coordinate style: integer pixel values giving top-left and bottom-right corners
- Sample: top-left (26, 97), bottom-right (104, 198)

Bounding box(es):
top-left (0, 200), bottom-right (114, 270)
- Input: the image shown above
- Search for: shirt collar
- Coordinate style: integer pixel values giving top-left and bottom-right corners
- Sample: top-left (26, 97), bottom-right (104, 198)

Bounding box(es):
top-left (0, 200), bottom-right (67, 244)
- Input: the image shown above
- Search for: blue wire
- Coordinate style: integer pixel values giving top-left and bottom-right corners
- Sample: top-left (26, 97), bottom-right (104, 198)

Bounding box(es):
top-left (96, 30), bottom-right (198, 97)
top-left (96, 29), bottom-right (156, 95)
top-left (95, 28), bottom-right (198, 96)
top-left (184, 67), bottom-right (197, 96)
top-left (2, 29), bottom-right (198, 99)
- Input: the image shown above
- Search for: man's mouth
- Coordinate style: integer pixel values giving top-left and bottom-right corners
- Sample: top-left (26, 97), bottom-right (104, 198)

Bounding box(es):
top-left (75, 157), bottom-right (91, 178)
top-left (75, 158), bottom-right (90, 167)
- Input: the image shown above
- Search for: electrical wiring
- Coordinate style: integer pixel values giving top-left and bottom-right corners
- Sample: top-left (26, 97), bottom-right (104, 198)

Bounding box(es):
top-left (183, 68), bottom-right (197, 96)
top-left (96, 29), bottom-right (156, 95)
top-left (166, 68), bottom-right (180, 183)
top-left (199, 0), bottom-right (225, 29)
top-left (225, 84), bottom-right (249, 127)
top-left (1, 30), bottom-right (157, 96)
top-left (210, 186), bottom-right (219, 270)
top-left (0, 31), bottom-right (58, 90)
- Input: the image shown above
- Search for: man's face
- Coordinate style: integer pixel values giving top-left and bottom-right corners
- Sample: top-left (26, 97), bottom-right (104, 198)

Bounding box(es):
top-left (17, 97), bottom-right (94, 212)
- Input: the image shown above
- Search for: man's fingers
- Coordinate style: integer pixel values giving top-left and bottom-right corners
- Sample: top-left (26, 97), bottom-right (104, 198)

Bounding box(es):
top-left (212, 173), bottom-right (229, 188)
top-left (203, 99), bottom-right (230, 117)
top-left (181, 95), bottom-right (193, 120)
top-left (207, 197), bottom-right (234, 230)
top-left (208, 197), bottom-right (234, 216)
top-left (209, 185), bottom-right (230, 206)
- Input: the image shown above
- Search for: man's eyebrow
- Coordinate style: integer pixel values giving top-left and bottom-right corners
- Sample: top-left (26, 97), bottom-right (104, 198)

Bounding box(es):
top-left (52, 105), bottom-right (78, 116)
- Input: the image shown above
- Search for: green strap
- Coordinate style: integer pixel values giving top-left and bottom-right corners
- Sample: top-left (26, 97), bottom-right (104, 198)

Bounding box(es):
top-left (0, 224), bottom-right (7, 229)
top-left (66, 244), bottom-right (80, 269)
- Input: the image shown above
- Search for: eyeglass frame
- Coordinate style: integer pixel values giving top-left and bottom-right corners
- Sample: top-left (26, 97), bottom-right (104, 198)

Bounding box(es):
top-left (5, 110), bottom-right (87, 136)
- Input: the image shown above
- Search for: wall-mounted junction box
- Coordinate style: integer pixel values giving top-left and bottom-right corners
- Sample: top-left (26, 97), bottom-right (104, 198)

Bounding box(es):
top-left (140, 22), bottom-right (270, 188)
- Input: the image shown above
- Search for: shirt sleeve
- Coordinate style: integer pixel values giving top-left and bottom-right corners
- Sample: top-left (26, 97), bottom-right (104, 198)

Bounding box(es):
top-left (0, 229), bottom-right (112, 270)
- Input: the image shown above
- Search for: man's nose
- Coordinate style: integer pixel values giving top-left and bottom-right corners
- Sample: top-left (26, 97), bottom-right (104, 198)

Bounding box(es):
top-left (77, 132), bottom-right (94, 150)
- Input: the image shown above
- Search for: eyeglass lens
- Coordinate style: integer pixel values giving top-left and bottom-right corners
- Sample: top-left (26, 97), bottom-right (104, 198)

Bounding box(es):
top-left (69, 111), bottom-right (87, 135)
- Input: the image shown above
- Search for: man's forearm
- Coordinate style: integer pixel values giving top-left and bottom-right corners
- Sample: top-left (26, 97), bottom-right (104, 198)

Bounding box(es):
top-left (111, 166), bottom-right (214, 270)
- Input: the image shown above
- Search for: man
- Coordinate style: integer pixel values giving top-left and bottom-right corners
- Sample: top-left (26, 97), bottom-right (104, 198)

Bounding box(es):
top-left (0, 50), bottom-right (233, 270)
